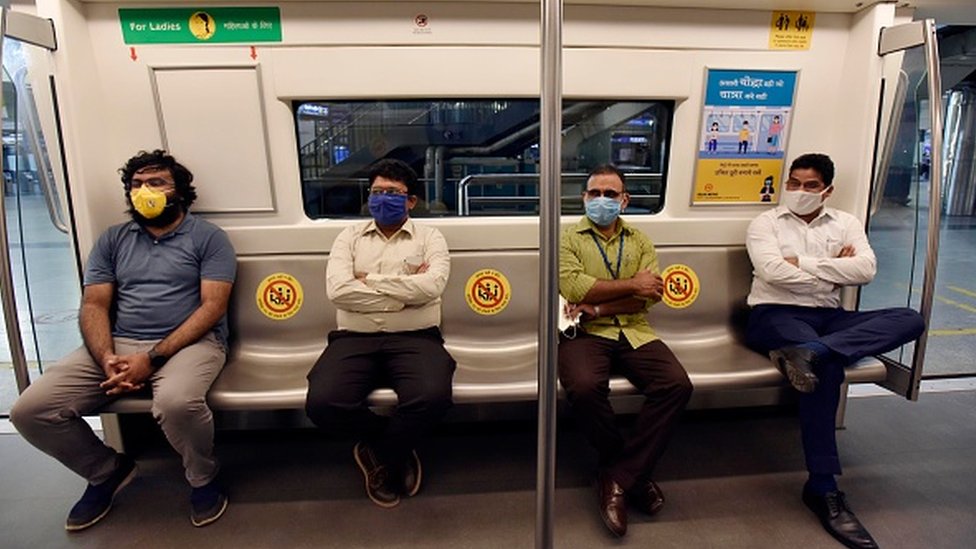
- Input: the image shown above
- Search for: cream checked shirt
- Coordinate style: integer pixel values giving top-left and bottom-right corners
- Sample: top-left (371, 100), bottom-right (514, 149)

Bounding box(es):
top-left (326, 218), bottom-right (450, 332)
top-left (746, 205), bottom-right (877, 308)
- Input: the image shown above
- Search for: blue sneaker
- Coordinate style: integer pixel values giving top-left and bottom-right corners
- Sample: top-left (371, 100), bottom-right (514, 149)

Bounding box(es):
top-left (65, 454), bottom-right (136, 531)
top-left (190, 478), bottom-right (228, 527)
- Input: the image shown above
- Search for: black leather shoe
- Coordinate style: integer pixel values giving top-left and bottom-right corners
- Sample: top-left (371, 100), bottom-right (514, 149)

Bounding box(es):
top-left (770, 346), bottom-right (819, 393)
top-left (802, 490), bottom-right (879, 549)
top-left (628, 478), bottom-right (665, 516)
top-left (402, 449), bottom-right (422, 497)
top-left (353, 442), bottom-right (400, 508)
top-left (596, 473), bottom-right (627, 537)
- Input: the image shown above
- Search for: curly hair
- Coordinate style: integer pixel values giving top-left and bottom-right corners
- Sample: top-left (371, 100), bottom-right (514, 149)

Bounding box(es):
top-left (119, 150), bottom-right (198, 208)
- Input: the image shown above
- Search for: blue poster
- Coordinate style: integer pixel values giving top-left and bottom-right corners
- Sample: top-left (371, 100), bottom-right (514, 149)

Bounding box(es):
top-left (694, 69), bottom-right (798, 204)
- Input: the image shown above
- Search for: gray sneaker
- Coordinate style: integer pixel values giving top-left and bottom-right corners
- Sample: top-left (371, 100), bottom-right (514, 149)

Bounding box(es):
top-left (65, 454), bottom-right (137, 531)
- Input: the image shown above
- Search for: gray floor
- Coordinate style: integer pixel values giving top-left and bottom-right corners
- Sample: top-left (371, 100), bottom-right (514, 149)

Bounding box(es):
top-left (1, 389), bottom-right (974, 549)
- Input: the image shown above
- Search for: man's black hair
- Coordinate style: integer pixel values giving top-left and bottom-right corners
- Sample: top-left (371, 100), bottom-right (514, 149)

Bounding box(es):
top-left (789, 153), bottom-right (835, 186)
top-left (367, 158), bottom-right (423, 198)
top-left (588, 164), bottom-right (627, 190)
top-left (119, 149), bottom-right (197, 209)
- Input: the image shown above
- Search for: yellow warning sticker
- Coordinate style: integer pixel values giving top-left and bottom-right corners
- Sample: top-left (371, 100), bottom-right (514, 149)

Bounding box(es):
top-left (769, 11), bottom-right (815, 50)
top-left (661, 264), bottom-right (701, 309)
top-left (256, 272), bottom-right (304, 320)
top-left (464, 269), bottom-right (511, 315)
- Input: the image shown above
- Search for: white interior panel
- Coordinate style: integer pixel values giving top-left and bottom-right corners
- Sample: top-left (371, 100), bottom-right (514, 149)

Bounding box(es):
top-left (152, 67), bottom-right (275, 213)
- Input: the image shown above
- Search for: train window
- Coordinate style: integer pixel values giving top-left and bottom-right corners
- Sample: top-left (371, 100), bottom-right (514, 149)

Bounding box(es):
top-left (294, 99), bottom-right (673, 218)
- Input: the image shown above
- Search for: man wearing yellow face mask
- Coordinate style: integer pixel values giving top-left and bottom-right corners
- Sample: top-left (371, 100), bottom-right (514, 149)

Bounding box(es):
top-left (10, 150), bottom-right (237, 531)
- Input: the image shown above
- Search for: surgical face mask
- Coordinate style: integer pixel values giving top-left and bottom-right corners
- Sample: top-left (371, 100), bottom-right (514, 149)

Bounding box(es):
top-left (130, 185), bottom-right (169, 219)
top-left (585, 196), bottom-right (622, 227)
top-left (782, 187), bottom-right (830, 216)
top-left (368, 193), bottom-right (409, 227)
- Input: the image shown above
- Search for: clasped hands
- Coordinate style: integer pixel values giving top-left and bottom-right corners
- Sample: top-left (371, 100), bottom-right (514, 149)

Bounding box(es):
top-left (99, 352), bottom-right (153, 396)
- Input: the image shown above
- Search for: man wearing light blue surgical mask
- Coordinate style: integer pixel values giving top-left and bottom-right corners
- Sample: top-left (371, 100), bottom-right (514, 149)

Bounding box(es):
top-left (307, 158), bottom-right (455, 509)
top-left (558, 164), bottom-right (691, 538)
top-left (744, 153), bottom-right (925, 549)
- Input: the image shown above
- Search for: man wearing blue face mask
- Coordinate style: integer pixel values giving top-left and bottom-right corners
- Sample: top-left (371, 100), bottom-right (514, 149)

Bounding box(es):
top-left (744, 153), bottom-right (925, 549)
top-left (306, 158), bottom-right (455, 509)
top-left (558, 164), bottom-right (692, 538)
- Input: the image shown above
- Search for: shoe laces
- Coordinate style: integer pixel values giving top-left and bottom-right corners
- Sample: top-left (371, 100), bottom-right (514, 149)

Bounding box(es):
top-left (369, 465), bottom-right (390, 490)
top-left (826, 491), bottom-right (849, 517)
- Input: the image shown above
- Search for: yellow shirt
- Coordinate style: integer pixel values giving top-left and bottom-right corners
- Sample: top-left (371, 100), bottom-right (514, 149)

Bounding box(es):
top-left (559, 216), bottom-right (659, 349)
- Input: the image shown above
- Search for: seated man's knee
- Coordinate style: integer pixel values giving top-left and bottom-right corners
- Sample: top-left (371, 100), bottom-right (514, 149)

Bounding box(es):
top-left (152, 390), bottom-right (207, 424)
top-left (305, 385), bottom-right (358, 426)
top-left (897, 307), bottom-right (926, 340)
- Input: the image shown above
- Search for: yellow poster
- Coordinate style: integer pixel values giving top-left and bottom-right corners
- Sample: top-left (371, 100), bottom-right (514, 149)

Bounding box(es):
top-left (769, 11), bottom-right (815, 50)
top-left (694, 158), bottom-right (783, 204)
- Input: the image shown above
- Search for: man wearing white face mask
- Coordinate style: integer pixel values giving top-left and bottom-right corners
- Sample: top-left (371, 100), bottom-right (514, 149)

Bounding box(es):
top-left (559, 164), bottom-right (692, 538)
top-left (744, 153), bottom-right (925, 549)
top-left (11, 150), bottom-right (237, 530)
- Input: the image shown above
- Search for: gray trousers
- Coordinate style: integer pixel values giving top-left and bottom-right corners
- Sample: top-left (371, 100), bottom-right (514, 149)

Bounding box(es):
top-left (10, 334), bottom-right (225, 488)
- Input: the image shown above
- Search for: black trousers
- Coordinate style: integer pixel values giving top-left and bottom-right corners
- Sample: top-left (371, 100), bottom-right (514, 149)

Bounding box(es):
top-left (558, 334), bottom-right (692, 490)
top-left (746, 305), bottom-right (925, 475)
top-left (305, 327), bottom-right (456, 468)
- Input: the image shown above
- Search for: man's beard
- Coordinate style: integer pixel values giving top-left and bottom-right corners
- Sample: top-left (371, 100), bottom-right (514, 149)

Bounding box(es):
top-left (128, 200), bottom-right (183, 227)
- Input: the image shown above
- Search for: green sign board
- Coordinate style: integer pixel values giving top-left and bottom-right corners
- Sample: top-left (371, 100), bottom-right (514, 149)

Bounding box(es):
top-left (119, 7), bottom-right (281, 44)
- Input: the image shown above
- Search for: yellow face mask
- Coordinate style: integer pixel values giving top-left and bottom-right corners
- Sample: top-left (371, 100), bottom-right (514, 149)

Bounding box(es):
top-left (130, 186), bottom-right (168, 219)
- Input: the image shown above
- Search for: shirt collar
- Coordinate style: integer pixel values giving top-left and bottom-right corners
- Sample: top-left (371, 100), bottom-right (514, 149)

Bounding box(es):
top-left (573, 215), bottom-right (632, 238)
top-left (126, 212), bottom-right (195, 237)
top-left (774, 205), bottom-right (838, 223)
top-left (362, 217), bottom-right (416, 238)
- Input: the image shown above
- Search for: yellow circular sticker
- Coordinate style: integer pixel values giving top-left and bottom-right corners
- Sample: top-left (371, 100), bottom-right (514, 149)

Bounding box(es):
top-left (464, 269), bottom-right (511, 315)
top-left (189, 12), bottom-right (216, 41)
top-left (661, 264), bottom-right (701, 309)
top-left (256, 273), bottom-right (304, 320)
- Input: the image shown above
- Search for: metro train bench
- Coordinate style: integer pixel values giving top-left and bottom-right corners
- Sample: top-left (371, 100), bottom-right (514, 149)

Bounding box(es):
top-left (101, 246), bottom-right (886, 414)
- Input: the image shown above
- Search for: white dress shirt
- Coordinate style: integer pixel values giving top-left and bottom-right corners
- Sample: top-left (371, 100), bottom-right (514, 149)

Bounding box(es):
top-left (326, 218), bottom-right (450, 332)
top-left (746, 205), bottom-right (876, 308)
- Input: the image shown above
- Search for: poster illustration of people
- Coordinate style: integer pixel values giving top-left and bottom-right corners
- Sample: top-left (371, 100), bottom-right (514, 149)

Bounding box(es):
top-left (693, 69), bottom-right (798, 204)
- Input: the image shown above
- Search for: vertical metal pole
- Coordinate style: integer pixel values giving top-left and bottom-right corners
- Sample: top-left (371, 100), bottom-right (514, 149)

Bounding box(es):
top-left (908, 19), bottom-right (944, 400)
top-left (536, 0), bottom-right (561, 547)
top-left (0, 8), bottom-right (34, 393)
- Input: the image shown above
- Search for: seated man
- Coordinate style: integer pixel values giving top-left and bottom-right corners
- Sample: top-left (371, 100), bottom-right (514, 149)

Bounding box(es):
top-left (305, 158), bottom-right (455, 509)
top-left (745, 153), bottom-right (925, 549)
top-left (11, 150), bottom-right (237, 530)
top-left (558, 164), bottom-right (693, 537)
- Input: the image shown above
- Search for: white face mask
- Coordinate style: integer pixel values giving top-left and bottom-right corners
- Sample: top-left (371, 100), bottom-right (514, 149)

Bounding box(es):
top-left (782, 187), bottom-right (830, 216)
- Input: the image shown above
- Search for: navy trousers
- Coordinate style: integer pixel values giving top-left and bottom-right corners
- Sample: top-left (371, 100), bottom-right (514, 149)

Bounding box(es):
top-left (745, 305), bottom-right (925, 475)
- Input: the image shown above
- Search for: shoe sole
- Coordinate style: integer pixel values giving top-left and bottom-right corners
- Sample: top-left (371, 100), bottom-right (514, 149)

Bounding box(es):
top-left (405, 450), bottom-right (422, 497)
top-left (353, 444), bottom-right (400, 509)
top-left (770, 351), bottom-right (818, 393)
top-left (65, 464), bottom-right (138, 532)
top-left (191, 496), bottom-right (228, 527)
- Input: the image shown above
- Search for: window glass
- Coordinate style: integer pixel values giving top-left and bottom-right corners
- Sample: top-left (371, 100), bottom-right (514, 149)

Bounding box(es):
top-left (295, 100), bottom-right (672, 218)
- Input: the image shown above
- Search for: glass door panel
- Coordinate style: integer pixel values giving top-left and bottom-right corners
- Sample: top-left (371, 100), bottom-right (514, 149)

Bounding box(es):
top-left (1, 28), bottom-right (79, 414)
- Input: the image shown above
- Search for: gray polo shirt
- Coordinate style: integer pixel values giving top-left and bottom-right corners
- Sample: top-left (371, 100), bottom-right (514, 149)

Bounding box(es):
top-left (83, 213), bottom-right (237, 348)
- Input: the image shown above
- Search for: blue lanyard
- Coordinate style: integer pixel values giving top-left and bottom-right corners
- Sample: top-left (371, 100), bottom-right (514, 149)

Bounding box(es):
top-left (589, 232), bottom-right (625, 280)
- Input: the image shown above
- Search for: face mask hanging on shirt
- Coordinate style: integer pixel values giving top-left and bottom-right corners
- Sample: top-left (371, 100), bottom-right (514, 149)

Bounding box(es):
top-left (585, 196), bottom-right (622, 227)
top-left (782, 187), bottom-right (831, 216)
top-left (368, 193), bottom-right (409, 227)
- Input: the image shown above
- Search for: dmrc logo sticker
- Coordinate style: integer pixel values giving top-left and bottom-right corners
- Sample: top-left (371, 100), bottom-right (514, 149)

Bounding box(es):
top-left (661, 264), bottom-right (701, 309)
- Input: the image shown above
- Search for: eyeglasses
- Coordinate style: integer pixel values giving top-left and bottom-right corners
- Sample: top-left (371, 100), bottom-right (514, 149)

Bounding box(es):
top-left (369, 188), bottom-right (409, 196)
top-left (784, 179), bottom-right (827, 192)
top-left (584, 189), bottom-right (622, 199)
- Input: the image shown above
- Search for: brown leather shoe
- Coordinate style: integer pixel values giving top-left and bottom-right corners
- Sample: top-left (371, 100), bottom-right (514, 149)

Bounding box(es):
top-left (628, 478), bottom-right (665, 516)
top-left (596, 473), bottom-right (627, 537)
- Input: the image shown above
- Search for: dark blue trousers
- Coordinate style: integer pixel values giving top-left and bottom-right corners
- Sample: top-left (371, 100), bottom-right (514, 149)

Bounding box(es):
top-left (745, 305), bottom-right (925, 475)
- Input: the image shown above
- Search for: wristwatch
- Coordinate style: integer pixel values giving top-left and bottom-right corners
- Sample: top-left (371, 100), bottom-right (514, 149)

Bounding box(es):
top-left (147, 347), bottom-right (169, 369)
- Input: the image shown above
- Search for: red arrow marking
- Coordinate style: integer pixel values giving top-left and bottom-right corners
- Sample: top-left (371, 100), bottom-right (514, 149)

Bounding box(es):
top-left (250, 46), bottom-right (257, 60)
top-left (130, 47), bottom-right (138, 61)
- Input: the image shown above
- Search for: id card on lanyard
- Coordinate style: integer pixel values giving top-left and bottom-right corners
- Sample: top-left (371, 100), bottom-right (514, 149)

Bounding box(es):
top-left (589, 232), bottom-right (624, 280)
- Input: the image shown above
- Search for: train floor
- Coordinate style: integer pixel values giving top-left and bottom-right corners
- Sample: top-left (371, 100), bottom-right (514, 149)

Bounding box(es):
top-left (1, 388), bottom-right (974, 549)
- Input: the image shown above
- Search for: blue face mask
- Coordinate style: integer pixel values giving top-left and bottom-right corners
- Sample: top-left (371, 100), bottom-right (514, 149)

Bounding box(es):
top-left (368, 193), bottom-right (409, 227)
top-left (585, 196), bottom-right (622, 227)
